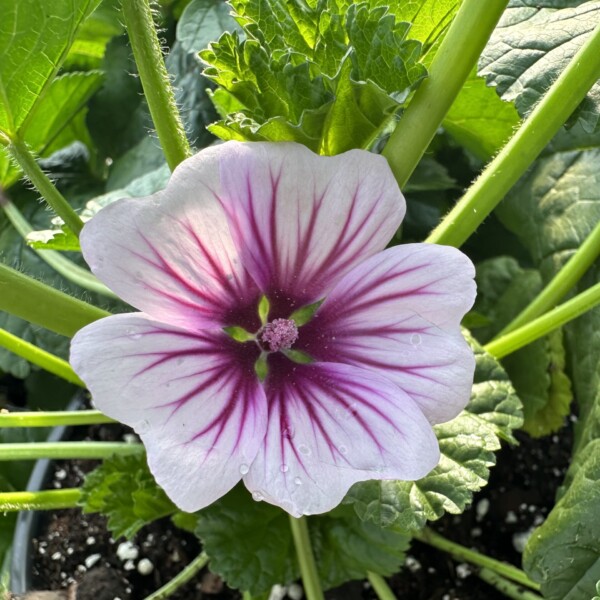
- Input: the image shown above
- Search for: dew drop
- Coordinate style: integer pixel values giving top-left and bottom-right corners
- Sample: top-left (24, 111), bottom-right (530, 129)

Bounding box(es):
top-left (137, 419), bottom-right (150, 434)
top-left (298, 444), bottom-right (311, 456)
top-left (410, 333), bottom-right (422, 346)
top-left (176, 357), bottom-right (184, 366)
top-left (239, 464), bottom-right (249, 475)
top-left (338, 445), bottom-right (348, 455)
top-left (252, 491), bottom-right (264, 501)
top-left (280, 464), bottom-right (289, 473)
top-left (294, 477), bottom-right (302, 486)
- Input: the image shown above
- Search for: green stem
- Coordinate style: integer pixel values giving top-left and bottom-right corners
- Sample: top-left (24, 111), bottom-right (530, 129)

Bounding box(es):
top-left (414, 528), bottom-right (540, 591)
top-left (0, 328), bottom-right (84, 386)
top-left (496, 219), bottom-right (600, 337)
top-left (144, 552), bottom-right (209, 600)
top-left (0, 442), bottom-right (143, 461)
top-left (0, 262), bottom-right (110, 337)
top-left (367, 572), bottom-right (397, 600)
top-left (427, 20), bottom-right (600, 247)
top-left (121, 0), bottom-right (191, 170)
top-left (0, 488), bottom-right (81, 511)
top-left (382, 0), bottom-right (508, 188)
top-left (1, 199), bottom-right (116, 298)
top-left (477, 568), bottom-right (543, 600)
top-left (8, 137), bottom-right (84, 236)
top-left (0, 410), bottom-right (114, 428)
top-left (289, 516), bottom-right (325, 600)
top-left (485, 280), bottom-right (600, 359)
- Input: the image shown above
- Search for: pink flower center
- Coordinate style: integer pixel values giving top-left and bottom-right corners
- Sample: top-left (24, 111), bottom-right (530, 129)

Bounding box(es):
top-left (260, 318), bottom-right (299, 352)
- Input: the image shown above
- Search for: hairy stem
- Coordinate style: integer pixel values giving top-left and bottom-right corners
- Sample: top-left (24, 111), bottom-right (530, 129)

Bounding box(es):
top-left (414, 528), bottom-right (540, 591)
top-left (7, 137), bottom-right (84, 236)
top-left (121, 0), bottom-right (191, 170)
top-left (496, 219), bottom-right (600, 337)
top-left (144, 553), bottom-right (209, 600)
top-left (427, 20), bottom-right (600, 247)
top-left (485, 280), bottom-right (600, 359)
top-left (0, 410), bottom-right (113, 428)
top-left (289, 516), bottom-right (325, 600)
top-left (0, 442), bottom-right (143, 461)
top-left (0, 328), bottom-right (84, 386)
top-left (478, 568), bottom-right (543, 600)
top-left (1, 198), bottom-right (116, 298)
top-left (0, 488), bottom-right (81, 512)
top-left (0, 262), bottom-right (110, 337)
top-left (382, 0), bottom-right (508, 188)
top-left (367, 572), bottom-right (397, 600)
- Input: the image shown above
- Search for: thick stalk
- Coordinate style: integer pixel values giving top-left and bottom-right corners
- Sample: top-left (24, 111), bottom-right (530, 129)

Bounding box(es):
top-left (0, 442), bottom-right (143, 461)
top-left (478, 568), bottom-right (543, 600)
top-left (289, 516), bottom-right (325, 600)
top-left (120, 0), bottom-right (191, 170)
top-left (427, 21), bottom-right (600, 247)
top-left (0, 488), bottom-right (81, 511)
top-left (0, 410), bottom-right (113, 428)
top-left (496, 219), bottom-right (600, 337)
top-left (1, 199), bottom-right (116, 298)
top-left (0, 262), bottom-right (110, 337)
top-left (144, 553), bottom-right (209, 600)
top-left (382, 0), bottom-right (508, 188)
top-left (367, 572), bottom-right (397, 600)
top-left (414, 528), bottom-right (540, 591)
top-left (0, 328), bottom-right (84, 386)
top-left (8, 137), bottom-right (84, 236)
top-left (485, 280), bottom-right (600, 359)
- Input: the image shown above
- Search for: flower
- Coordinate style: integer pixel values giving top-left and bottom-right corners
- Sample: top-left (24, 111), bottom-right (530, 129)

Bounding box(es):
top-left (70, 141), bottom-right (476, 517)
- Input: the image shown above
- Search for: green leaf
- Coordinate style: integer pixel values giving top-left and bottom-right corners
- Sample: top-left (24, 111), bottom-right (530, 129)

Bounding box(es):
top-left (443, 68), bottom-right (521, 160)
top-left (524, 439), bottom-right (600, 600)
top-left (496, 125), bottom-right (600, 596)
top-left (0, 0), bottom-right (101, 136)
top-left (480, 2), bottom-right (600, 132)
top-left (344, 332), bottom-right (523, 531)
top-left (177, 0), bottom-right (240, 54)
top-left (80, 453), bottom-right (177, 540)
top-left (64, 0), bottom-right (124, 69)
top-left (26, 224), bottom-right (81, 252)
top-left (201, 0), bottom-right (429, 152)
top-left (471, 257), bottom-right (572, 437)
top-left (196, 486), bottom-right (410, 595)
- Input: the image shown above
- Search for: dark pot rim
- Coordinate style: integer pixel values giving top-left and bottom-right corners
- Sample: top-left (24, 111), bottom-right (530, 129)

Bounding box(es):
top-left (10, 394), bottom-right (85, 593)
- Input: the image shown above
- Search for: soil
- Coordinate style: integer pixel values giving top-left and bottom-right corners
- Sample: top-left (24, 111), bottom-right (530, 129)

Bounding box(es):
top-left (21, 413), bottom-right (574, 600)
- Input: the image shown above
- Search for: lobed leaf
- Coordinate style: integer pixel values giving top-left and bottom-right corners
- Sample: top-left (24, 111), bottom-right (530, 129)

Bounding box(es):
top-left (344, 333), bottom-right (523, 531)
top-left (80, 453), bottom-right (177, 540)
top-left (196, 486), bottom-right (410, 595)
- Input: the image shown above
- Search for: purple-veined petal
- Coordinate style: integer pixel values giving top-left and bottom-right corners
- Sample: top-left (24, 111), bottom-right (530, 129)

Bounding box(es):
top-left (70, 313), bottom-right (267, 512)
top-left (243, 358), bottom-right (439, 516)
top-left (298, 244), bottom-right (476, 423)
top-left (216, 142), bottom-right (405, 310)
top-left (80, 146), bottom-right (260, 332)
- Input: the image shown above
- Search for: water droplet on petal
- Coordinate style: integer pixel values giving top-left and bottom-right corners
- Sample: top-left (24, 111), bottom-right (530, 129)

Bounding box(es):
top-left (126, 329), bottom-right (142, 340)
top-left (410, 333), bottom-right (422, 346)
top-left (252, 491), bottom-right (264, 502)
top-left (137, 419), bottom-right (150, 434)
top-left (240, 464), bottom-right (249, 475)
top-left (338, 445), bottom-right (348, 455)
top-left (280, 464), bottom-right (289, 473)
top-left (298, 444), bottom-right (311, 456)
top-left (294, 477), bottom-right (302, 485)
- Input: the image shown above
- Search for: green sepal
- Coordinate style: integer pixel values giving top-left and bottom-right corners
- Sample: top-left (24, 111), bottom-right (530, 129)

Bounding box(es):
top-left (258, 295), bottom-right (270, 324)
top-left (284, 349), bottom-right (314, 365)
top-left (254, 352), bottom-right (268, 381)
top-left (223, 326), bottom-right (256, 343)
top-left (290, 299), bottom-right (324, 326)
